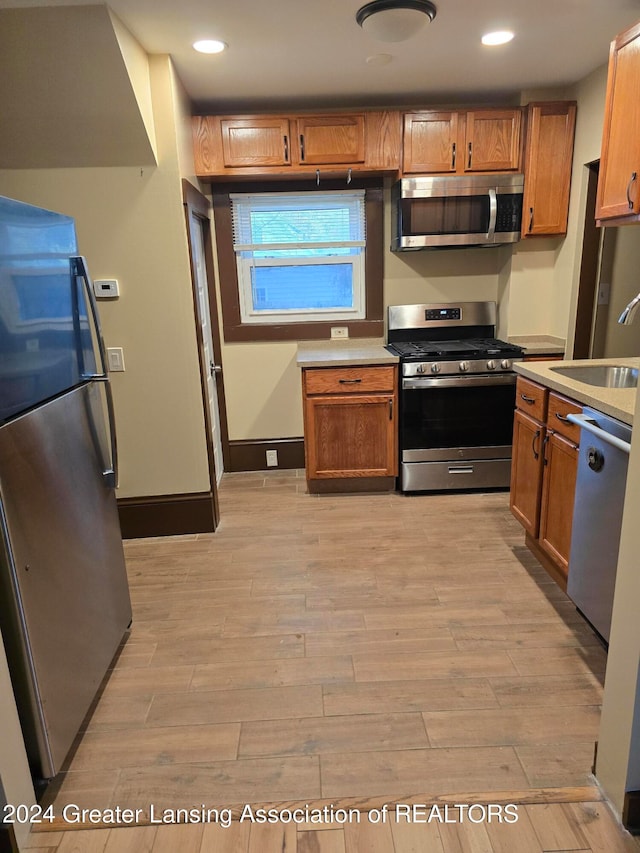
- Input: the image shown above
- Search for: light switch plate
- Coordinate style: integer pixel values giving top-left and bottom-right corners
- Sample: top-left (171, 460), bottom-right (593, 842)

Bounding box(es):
top-left (107, 347), bottom-right (125, 372)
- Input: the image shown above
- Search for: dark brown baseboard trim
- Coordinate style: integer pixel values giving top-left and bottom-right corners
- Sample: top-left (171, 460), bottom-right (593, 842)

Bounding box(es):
top-left (623, 791), bottom-right (640, 834)
top-left (308, 476), bottom-right (396, 494)
top-left (117, 492), bottom-right (216, 539)
top-left (228, 438), bottom-right (305, 472)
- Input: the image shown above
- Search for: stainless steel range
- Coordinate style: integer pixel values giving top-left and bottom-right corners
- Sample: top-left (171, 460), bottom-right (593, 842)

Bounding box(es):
top-left (386, 302), bottom-right (524, 492)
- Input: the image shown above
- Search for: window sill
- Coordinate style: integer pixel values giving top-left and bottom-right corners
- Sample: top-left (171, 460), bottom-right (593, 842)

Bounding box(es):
top-left (222, 318), bottom-right (383, 343)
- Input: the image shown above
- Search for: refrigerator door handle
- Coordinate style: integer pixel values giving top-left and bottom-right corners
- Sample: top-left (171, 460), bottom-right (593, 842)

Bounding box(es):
top-left (100, 380), bottom-right (119, 489)
top-left (72, 256), bottom-right (119, 488)
top-left (72, 256), bottom-right (108, 379)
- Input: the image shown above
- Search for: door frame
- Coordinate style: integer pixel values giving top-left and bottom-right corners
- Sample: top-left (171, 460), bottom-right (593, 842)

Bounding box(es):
top-left (182, 179), bottom-right (231, 528)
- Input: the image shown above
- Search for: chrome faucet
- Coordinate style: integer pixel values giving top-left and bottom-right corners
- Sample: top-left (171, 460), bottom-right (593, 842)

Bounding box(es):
top-left (618, 292), bottom-right (640, 325)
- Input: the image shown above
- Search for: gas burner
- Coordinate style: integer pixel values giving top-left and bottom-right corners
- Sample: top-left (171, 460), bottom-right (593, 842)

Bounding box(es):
top-left (386, 337), bottom-right (523, 364)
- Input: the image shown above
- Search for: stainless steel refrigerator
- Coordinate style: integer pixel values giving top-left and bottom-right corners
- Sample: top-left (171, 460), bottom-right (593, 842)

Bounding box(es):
top-left (0, 195), bottom-right (132, 781)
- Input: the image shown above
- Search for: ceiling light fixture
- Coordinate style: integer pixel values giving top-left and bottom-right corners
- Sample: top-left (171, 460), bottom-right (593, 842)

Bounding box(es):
top-left (481, 30), bottom-right (514, 46)
top-left (193, 39), bottom-right (227, 54)
top-left (356, 0), bottom-right (437, 43)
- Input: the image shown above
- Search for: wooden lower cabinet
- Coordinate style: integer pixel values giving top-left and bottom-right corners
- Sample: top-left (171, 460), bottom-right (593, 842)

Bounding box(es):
top-left (510, 408), bottom-right (545, 536)
top-left (538, 431), bottom-right (579, 577)
top-left (510, 377), bottom-right (581, 588)
top-left (302, 365), bottom-right (398, 490)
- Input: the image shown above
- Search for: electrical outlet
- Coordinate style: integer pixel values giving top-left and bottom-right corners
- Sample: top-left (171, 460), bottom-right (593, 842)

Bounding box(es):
top-left (597, 281), bottom-right (610, 306)
top-left (331, 327), bottom-right (349, 339)
top-left (266, 449), bottom-right (278, 467)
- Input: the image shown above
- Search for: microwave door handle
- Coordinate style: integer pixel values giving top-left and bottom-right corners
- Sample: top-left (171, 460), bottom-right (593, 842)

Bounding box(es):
top-left (487, 188), bottom-right (497, 240)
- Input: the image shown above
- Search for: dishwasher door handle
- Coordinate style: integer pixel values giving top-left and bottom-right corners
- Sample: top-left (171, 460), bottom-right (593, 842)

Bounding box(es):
top-left (567, 413), bottom-right (632, 455)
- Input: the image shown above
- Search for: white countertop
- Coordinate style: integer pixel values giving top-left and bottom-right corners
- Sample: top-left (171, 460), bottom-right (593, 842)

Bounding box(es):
top-left (514, 357), bottom-right (639, 425)
top-left (297, 338), bottom-right (398, 368)
top-left (509, 335), bottom-right (566, 356)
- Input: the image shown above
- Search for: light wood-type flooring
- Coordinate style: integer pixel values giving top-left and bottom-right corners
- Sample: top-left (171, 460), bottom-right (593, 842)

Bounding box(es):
top-left (29, 469), bottom-right (637, 850)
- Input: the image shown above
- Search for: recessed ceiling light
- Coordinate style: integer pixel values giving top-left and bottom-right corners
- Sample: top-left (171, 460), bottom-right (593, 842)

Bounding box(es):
top-left (481, 30), bottom-right (514, 46)
top-left (193, 39), bottom-right (227, 54)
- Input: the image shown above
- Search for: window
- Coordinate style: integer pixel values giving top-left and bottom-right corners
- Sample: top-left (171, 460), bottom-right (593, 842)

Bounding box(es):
top-left (213, 179), bottom-right (383, 343)
top-left (230, 190), bottom-right (366, 324)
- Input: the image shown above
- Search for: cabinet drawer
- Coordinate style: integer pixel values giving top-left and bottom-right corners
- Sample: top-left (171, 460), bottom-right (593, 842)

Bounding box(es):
top-left (546, 392), bottom-right (582, 444)
top-left (304, 366), bottom-right (396, 395)
top-left (515, 377), bottom-right (547, 421)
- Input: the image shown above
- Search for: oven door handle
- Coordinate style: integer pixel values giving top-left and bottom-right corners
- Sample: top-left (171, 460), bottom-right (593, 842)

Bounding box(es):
top-left (402, 374), bottom-right (517, 390)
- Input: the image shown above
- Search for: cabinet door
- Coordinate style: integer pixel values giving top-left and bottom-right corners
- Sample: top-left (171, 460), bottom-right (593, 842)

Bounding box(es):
top-left (509, 409), bottom-right (545, 536)
top-left (304, 394), bottom-right (397, 478)
top-left (522, 102), bottom-right (577, 236)
top-left (402, 112), bottom-right (459, 173)
top-left (596, 22), bottom-right (640, 222)
top-left (538, 431), bottom-right (579, 579)
top-left (465, 109), bottom-right (522, 172)
top-left (295, 115), bottom-right (365, 165)
top-left (220, 117), bottom-right (291, 167)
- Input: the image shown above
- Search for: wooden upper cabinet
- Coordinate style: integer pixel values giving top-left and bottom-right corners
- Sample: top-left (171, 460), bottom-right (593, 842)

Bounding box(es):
top-left (402, 108), bottom-right (522, 175)
top-left (193, 111), bottom-right (401, 178)
top-left (596, 20), bottom-right (640, 224)
top-left (402, 111), bottom-right (459, 173)
top-left (295, 114), bottom-right (365, 165)
top-left (220, 117), bottom-right (291, 168)
top-left (465, 109), bottom-right (522, 172)
top-left (522, 102), bottom-right (577, 237)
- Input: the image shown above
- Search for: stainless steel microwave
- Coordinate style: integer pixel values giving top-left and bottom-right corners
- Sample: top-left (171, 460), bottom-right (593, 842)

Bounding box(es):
top-left (391, 174), bottom-right (524, 250)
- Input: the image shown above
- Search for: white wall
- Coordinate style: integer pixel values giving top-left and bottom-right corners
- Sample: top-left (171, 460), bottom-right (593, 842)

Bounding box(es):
top-left (596, 373), bottom-right (640, 815)
top-left (0, 57), bottom-right (210, 499)
top-left (592, 226), bottom-right (640, 356)
top-left (560, 63), bottom-right (610, 351)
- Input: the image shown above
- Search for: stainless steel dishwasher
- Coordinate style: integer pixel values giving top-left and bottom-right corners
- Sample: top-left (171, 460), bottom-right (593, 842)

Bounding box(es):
top-left (566, 406), bottom-right (632, 643)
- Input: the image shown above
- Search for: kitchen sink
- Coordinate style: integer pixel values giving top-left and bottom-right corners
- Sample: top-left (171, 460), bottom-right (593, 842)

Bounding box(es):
top-left (550, 364), bottom-right (638, 388)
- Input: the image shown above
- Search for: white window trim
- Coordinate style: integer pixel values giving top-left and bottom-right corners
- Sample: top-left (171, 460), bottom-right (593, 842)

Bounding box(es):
top-left (230, 190), bottom-right (366, 325)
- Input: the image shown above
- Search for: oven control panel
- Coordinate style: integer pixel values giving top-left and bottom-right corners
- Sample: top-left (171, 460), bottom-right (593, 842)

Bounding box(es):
top-left (404, 357), bottom-right (521, 378)
top-left (425, 307), bottom-right (461, 321)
